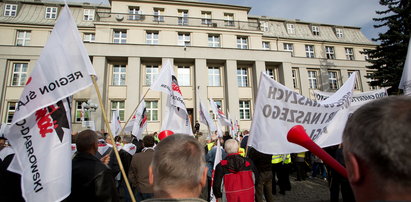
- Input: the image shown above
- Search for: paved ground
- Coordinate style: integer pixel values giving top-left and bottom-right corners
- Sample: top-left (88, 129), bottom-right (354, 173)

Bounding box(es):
top-left (272, 175), bottom-right (333, 202)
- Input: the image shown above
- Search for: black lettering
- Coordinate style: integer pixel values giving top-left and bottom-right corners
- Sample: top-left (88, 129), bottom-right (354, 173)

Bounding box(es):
top-left (59, 77), bottom-right (68, 85)
top-left (33, 172), bottom-right (40, 181)
top-left (67, 73), bottom-right (75, 82)
top-left (16, 119), bottom-right (26, 126)
top-left (48, 82), bottom-right (56, 91)
top-left (74, 71), bottom-right (83, 79)
top-left (284, 90), bottom-right (293, 102)
top-left (262, 105), bottom-right (272, 118)
top-left (288, 110), bottom-right (297, 122)
top-left (291, 92), bottom-right (298, 104)
top-left (25, 139), bottom-right (32, 149)
top-left (267, 87), bottom-right (277, 99)
top-left (305, 99), bottom-right (313, 106)
top-left (311, 113), bottom-right (321, 124)
top-left (295, 111), bottom-right (304, 123)
top-left (21, 127), bottom-right (30, 135)
top-left (277, 89), bottom-right (284, 100)
top-left (320, 113), bottom-right (328, 124)
top-left (29, 155), bottom-right (36, 164)
top-left (27, 147), bottom-right (34, 155)
top-left (33, 180), bottom-right (43, 193)
top-left (302, 112), bottom-right (311, 124)
top-left (272, 106), bottom-right (281, 119)
top-left (39, 86), bottom-right (49, 95)
top-left (279, 108), bottom-right (289, 121)
top-left (298, 97), bottom-right (306, 105)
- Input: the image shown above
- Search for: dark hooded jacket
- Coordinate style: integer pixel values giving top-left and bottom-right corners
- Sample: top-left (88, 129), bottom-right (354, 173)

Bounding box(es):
top-left (212, 153), bottom-right (258, 201)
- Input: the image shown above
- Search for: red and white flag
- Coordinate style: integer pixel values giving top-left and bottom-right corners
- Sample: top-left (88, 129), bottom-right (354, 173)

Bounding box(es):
top-left (111, 110), bottom-right (122, 137)
top-left (197, 87), bottom-right (216, 135)
top-left (131, 100), bottom-right (148, 140)
top-left (151, 60), bottom-right (192, 135)
top-left (6, 4), bottom-right (95, 202)
top-left (210, 98), bottom-right (231, 126)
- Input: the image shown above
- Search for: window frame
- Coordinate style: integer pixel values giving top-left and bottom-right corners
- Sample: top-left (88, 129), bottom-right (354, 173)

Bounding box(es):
top-left (83, 9), bottom-right (95, 21)
top-left (201, 11), bottom-right (212, 25)
top-left (208, 66), bottom-right (221, 86)
top-left (328, 70), bottom-right (340, 90)
top-left (128, 7), bottom-right (141, 20)
top-left (4, 4), bottom-right (18, 17)
top-left (83, 33), bottom-right (95, 43)
top-left (178, 33), bottom-right (191, 46)
top-left (283, 43), bottom-right (294, 55)
top-left (262, 41), bottom-right (270, 50)
top-left (260, 21), bottom-right (269, 32)
top-left (112, 64), bottom-right (126, 86)
top-left (224, 13), bottom-right (234, 26)
top-left (292, 68), bottom-right (300, 89)
top-left (325, 46), bottom-right (335, 59)
top-left (113, 30), bottom-right (127, 44)
top-left (307, 69), bottom-right (320, 89)
top-left (45, 7), bottom-right (58, 19)
top-left (305, 45), bottom-right (315, 58)
top-left (153, 8), bottom-right (164, 22)
top-left (6, 102), bottom-right (17, 123)
top-left (311, 25), bottom-right (320, 36)
top-left (11, 62), bottom-right (28, 86)
top-left (239, 100), bottom-right (251, 120)
top-left (177, 66), bottom-right (191, 86)
top-left (265, 67), bottom-right (278, 81)
top-left (145, 65), bottom-right (159, 86)
top-left (16, 30), bottom-right (31, 46)
top-left (345, 48), bottom-right (355, 60)
top-left (111, 101), bottom-right (125, 121)
top-left (178, 10), bottom-right (189, 26)
top-left (237, 36), bottom-right (248, 49)
top-left (237, 67), bottom-right (249, 87)
top-left (145, 100), bottom-right (159, 121)
top-left (208, 34), bottom-right (220, 48)
top-left (336, 28), bottom-right (343, 38)
top-left (287, 23), bottom-right (295, 34)
top-left (74, 100), bottom-right (91, 123)
top-left (146, 31), bottom-right (159, 45)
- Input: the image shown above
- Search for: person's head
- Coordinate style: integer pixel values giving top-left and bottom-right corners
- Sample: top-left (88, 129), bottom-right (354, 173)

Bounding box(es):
top-left (149, 134), bottom-right (207, 198)
top-left (122, 135), bottom-right (132, 144)
top-left (224, 139), bottom-right (239, 154)
top-left (243, 130), bottom-right (249, 135)
top-left (104, 133), bottom-right (112, 145)
top-left (343, 96), bottom-right (411, 201)
top-left (114, 135), bottom-right (122, 143)
top-left (143, 135), bottom-right (155, 148)
top-left (76, 130), bottom-right (98, 155)
top-left (0, 137), bottom-right (6, 146)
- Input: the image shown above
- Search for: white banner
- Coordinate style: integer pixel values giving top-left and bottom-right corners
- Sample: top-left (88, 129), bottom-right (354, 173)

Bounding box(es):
top-left (110, 110), bottom-right (121, 137)
top-left (248, 72), bottom-right (356, 154)
top-left (6, 5), bottom-right (95, 202)
top-left (198, 95), bottom-right (217, 134)
top-left (210, 99), bottom-right (231, 127)
top-left (399, 37), bottom-right (411, 95)
top-left (162, 96), bottom-right (193, 135)
top-left (131, 100), bottom-right (147, 140)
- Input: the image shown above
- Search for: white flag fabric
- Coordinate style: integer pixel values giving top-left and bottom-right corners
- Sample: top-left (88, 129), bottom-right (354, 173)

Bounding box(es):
top-left (162, 96), bottom-right (193, 135)
top-left (399, 37), bottom-right (411, 95)
top-left (131, 100), bottom-right (148, 140)
top-left (210, 140), bottom-right (222, 202)
top-left (5, 5), bottom-right (95, 202)
top-left (248, 72), bottom-right (356, 154)
top-left (0, 123), bottom-right (9, 138)
top-left (198, 96), bottom-right (217, 133)
top-left (122, 143), bottom-right (137, 155)
top-left (210, 99), bottom-right (231, 126)
top-left (110, 110), bottom-right (122, 137)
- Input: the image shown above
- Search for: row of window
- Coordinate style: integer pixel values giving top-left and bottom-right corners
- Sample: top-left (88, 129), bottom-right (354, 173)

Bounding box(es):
top-left (5, 99), bottom-right (251, 124)
top-left (4, 4), bottom-right (95, 20)
top-left (284, 43), bottom-right (368, 60)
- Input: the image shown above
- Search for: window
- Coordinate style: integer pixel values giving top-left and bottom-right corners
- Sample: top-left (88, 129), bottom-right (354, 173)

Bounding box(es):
top-left (113, 30), bottom-right (127, 44)
top-left (345, 48), bottom-right (354, 60)
top-left (262, 41), bottom-right (270, 50)
top-left (11, 63), bottom-right (28, 86)
top-left (178, 33), bottom-right (190, 46)
top-left (145, 65), bottom-right (159, 86)
top-left (4, 4), bottom-right (17, 17)
top-left (283, 43), bottom-right (294, 55)
top-left (348, 71), bottom-right (361, 90)
top-left (335, 28), bottom-right (343, 38)
top-left (237, 36), bottom-right (248, 49)
top-left (366, 72), bottom-right (378, 90)
top-left (208, 34), bottom-right (220, 47)
top-left (75, 101), bottom-right (91, 122)
top-left (208, 67), bottom-right (221, 86)
top-left (224, 13), bottom-right (234, 26)
top-left (177, 66), bottom-right (190, 86)
top-left (325, 46), bottom-right (335, 59)
top-left (16, 30), bottom-right (31, 46)
top-left (210, 100), bottom-right (222, 119)
top-left (292, 68), bottom-right (300, 89)
top-left (260, 21), bottom-right (269, 32)
top-left (112, 65), bottom-right (126, 85)
top-left (239, 100), bottom-right (251, 120)
top-left (286, 24), bottom-right (295, 34)
top-left (178, 10), bottom-right (188, 25)
top-left (111, 101), bottom-right (125, 121)
top-left (363, 49), bottom-right (371, 60)
top-left (307, 69), bottom-right (319, 89)
top-left (153, 8), bottom-right (164, 22)
top-left (145, 100), bottom-right (158, 121)
top-left (201, 11), bottom-right (212, 25)
top-left (237, 67), bottom-right (248, 87)
top-left (265, 67), bottom-right (277, 80)
top-left (305, 45), bottom-right (315, 58)
top-left (6, 102), bottom-right (16, 123)
top-left (146, 31), bottom-right (159, 44)
top-left (83, 33), bottom-right (95, 42)
top-left (328, 70), bottom-right (339, 90)
top-left (45, 7), bottom-right (58, 19)
top-left (128, 7), bottom-right (142, 20)
top-left (83, 9), bottom-right (95, 21)
top-left (311, 25), bottom-right (320, 36)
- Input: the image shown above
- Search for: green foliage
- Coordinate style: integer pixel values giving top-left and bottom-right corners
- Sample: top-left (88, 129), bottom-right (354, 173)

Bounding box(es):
top-left (363, 0), bottom-right (411, 94)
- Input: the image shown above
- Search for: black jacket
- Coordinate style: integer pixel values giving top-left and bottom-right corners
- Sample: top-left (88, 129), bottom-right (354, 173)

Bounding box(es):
top-left (67, 152), bottom-right (119, 202)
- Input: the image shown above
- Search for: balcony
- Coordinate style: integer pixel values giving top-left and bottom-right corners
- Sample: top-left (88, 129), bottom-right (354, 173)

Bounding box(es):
top-left (96, 11), bottom-right (260, 31)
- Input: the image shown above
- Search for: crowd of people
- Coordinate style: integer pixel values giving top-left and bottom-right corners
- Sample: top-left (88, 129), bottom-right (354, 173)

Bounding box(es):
top-left (1, 96), bottom-right (411, 202)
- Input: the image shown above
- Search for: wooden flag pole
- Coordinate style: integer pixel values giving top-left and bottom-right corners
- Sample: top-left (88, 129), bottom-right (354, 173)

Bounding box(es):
top-left (91, 75), bottom-right (136, 202)
top-left (117, 88), bottom-right (151, 137)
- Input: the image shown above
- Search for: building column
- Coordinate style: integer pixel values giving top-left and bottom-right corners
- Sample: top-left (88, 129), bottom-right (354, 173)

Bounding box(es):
top-left (0, 59), bottom-right (7, 121)
top-left (194, 58), bottom-right (207, 124)
top-left (299, 67), bottom-right (311, 97)
top-left (127, 57), bottom-right (141, 120)
top-left (252, 60), bottom-right (266, 98)
top-left (90, 56), bottom-right (107, 131)
top-left (279, 62), bottom-right (293, 88)
top-left (225, 60), bottom-right (239, 120)
top-left (320, 68), bottom-right (330, 91)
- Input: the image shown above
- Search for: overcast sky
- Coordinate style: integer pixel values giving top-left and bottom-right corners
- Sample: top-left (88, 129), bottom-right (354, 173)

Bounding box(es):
top-left (200, 0), bottom-right (387, 42)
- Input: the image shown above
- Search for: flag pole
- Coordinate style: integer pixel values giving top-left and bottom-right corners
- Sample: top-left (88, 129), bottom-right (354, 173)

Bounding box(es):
top-left (91, 75), bottom-right (136, 202)
top-left (118, 88), bottom-right (151, 137)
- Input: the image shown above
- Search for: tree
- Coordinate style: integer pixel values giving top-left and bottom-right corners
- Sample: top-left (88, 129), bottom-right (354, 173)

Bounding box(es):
top-left (364, 0), bottom-right (411, 94)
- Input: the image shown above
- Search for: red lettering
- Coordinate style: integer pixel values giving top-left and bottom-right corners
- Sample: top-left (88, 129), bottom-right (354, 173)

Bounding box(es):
top-left (35, 105), bottom-right (60, 138)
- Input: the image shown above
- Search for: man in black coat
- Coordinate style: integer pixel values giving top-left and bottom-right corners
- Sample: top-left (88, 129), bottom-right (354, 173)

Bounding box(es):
top-left (67, 130), bottom-right (119, 202)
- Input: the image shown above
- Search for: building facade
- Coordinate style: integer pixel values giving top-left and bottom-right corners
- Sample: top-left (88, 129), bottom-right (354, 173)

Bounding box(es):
top-left (0, 0), bottom-right (376, 134)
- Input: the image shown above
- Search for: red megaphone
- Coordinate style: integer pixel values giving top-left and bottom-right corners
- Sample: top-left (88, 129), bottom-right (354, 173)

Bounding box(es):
top-left (287, 125), bottom-right (347, 178)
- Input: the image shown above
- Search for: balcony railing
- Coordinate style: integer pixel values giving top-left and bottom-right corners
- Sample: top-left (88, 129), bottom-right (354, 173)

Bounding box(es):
top-left (96, 12), bottom-right (260, 31)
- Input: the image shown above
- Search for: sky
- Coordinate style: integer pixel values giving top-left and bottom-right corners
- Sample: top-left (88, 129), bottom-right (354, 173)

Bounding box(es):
top-left (199, 0), bottom-right (387, 42)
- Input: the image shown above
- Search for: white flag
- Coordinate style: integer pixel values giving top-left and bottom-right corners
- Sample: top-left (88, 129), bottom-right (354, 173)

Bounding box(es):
top-left (131, 100), bottom-right (148, 140)
top-left (399, 37), bottom-right (411, 95)
top-left (197, 87), bottom-right (216, 134)
top-left (210, 140), bottom-right (222, 202)
top-left (248, 72), bottom-right (356, 154)
top-left (0, 123), bottom-right (8, 138)
top-left (5, 4), bottom-right (95, 202)
top-left (210, 99), bottom-right (231, 126)
top-left (111, 110), bottom-right (122, 137)
top-left (162, 96), bottom-right (193, 135)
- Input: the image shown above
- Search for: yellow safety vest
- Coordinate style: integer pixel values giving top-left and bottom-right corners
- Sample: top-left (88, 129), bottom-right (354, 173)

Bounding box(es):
top-left (284, 154), bottom-right (291, 164)
top-left (207, 143), bottom-right (214, 151)
top-left (238, 148), bottom-right (246, 157)
top-left (297, 152), bottom-right (305, 158)
top-left (272, 155), bottom-right (283, 164)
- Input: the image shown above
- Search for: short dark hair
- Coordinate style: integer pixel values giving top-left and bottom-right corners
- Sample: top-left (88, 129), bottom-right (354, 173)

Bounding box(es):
top-left (343, 96), bottom-right (411, 187)
top-left (76, 130), bottom-right (98, 153)
top-left (143, 135), bottom-right (155, 147)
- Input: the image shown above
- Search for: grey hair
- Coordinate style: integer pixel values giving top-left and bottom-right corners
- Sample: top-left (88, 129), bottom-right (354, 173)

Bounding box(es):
top-left (343, 96), bottom-right (411, 187)
top-left (151, 134), bottom-right (206, 192)
top-left (122, 135), bottom-right (133, 143)
top-left (224, 139), bottom-right (239, 154)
